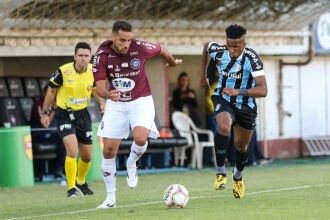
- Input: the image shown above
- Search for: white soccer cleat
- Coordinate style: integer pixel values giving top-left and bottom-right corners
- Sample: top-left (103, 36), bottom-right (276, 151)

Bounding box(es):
top-left (126, 165), bottom-right (138, 188)
top-left (97, 199), bottom-right (116, 209)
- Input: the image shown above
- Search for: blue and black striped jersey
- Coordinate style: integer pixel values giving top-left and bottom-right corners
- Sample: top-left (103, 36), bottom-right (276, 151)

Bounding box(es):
top-left (207, 42), bottom-right (265, 111)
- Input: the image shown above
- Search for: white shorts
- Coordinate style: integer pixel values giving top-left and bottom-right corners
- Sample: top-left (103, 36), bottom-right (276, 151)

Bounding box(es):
top-left (97, 95), bottom-right (159, 139)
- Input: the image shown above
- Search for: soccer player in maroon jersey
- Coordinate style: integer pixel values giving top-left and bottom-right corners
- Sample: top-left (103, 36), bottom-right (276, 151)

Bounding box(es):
top-left (93, 20), bottom-right (182, 208)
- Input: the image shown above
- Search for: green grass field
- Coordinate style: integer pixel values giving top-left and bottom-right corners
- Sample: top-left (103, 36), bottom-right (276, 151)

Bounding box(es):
top-left (1, 158), bottom-right (330, 220)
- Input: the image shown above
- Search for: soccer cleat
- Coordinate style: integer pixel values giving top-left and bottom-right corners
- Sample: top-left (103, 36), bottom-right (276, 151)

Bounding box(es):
top-left (97, 199), bottom-right (116, 209)
top-left (214, 174), bottom-right (227, 190)
top-left (76, 182), bottom-right (94, 196)
top-left (233, 178), bottom-right (245, 198)
top-left (126, 165), bottom-right (138, 188)
top-left (67, 187), bottom-right (79, 197)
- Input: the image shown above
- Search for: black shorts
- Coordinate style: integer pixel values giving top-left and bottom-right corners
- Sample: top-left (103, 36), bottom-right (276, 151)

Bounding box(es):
top-left (211, 95), bottom-right (257, 130)
top-left (55, 107), bottom-right (92, 145)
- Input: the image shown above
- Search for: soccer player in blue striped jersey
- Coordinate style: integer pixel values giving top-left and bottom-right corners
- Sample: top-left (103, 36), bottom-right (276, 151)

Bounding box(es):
top-left (200, 24), bottom-right (268, 198)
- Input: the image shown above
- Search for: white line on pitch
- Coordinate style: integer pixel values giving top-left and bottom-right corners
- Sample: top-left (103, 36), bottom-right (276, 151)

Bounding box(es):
top-left (5, 183), bottom-right (330, 220)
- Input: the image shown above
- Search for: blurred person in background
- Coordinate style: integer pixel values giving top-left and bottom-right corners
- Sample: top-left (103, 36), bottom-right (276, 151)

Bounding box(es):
top-left (172, 72), bottom-right (201, 126)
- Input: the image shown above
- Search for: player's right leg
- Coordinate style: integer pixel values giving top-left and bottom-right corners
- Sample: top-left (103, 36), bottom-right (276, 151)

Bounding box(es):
top-left (212, 96), bottom-right (234, 190)
top-left (97, 138), bottom-right (121, 209)
top-left (96, 99), bottom-right (129, 208)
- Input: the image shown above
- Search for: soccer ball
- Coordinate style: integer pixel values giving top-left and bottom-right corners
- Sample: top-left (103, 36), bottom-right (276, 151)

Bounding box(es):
top-left (163, 184), bottom-right (189, 208)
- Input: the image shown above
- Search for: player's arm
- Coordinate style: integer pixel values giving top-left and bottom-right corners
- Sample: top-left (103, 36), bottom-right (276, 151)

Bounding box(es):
top-left (159, 45), bottom-right (182, 66)
top-left (94, 80), bottom-right (121, 102)
top-left (200, 42), bottom-right (210, 88)
top-left (40, 69), bottom-right (62, 128)
top-left (91, 86), bottom-right (105, 113)
top-left (41, 87), bottom-right (57, 128)
top-left (243, 75), bottom-right (267, 97)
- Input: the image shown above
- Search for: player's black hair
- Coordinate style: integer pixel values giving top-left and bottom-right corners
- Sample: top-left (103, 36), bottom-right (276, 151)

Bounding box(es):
top-left (225, 24), bottom-right (246, 39)
top-left (112, 20), bottom-right (132, 33)
top-left (74, 42), bottom-right (91, 54)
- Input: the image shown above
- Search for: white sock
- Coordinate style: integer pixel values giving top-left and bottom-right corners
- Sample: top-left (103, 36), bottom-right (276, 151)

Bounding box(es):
top-left (126, 141), bottom-right (148, 167)
top-left (101, 158), bottom-right (117, 194)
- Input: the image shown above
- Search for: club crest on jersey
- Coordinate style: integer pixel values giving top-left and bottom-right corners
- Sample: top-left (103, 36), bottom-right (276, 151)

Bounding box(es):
top-left (130, 58), bottom-right (141, 69)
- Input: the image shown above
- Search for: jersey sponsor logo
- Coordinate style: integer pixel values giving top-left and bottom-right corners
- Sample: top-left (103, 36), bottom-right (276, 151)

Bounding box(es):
top-left (68, 97), bottom-right (89, 105)
top-left (86, 131), bottom-right (92, 138)
top-left (96, 49), bottom-right (103, 55)
top-left (222, 71), bottom-right (242, 79)
top-left (121, 62), bottom-right (129, 68)
top-left (51, 70), bottom-right (60, 81)
top-left (60, 124), bottom-right (72, 131)
top-left (215, 104), bottom-right (221, 112)
top-left (92, 55), bottom-right (100, 65)
top-left (130, 51), bottom-right (139, 56)
top-left (109, 70), bottom-right (140, 78)
top-left (65, 70), bottom-right (71, 75)
top-left (245, 50), bottom-right (262, 69)
top-left (130, 58), bottom-right (141, 69)
top-left (67, 79), bottom-right (74, 83)
top-left (108, 65), bottom-right (113, 69)
top-left (112, 78), bottom-right (135, 93)
top-left (108, 54), bottom-right (116, 58)
top-left (114, 65), bottom-right (121, 72)
top-left (100, 121), bottom-right (104, 130)
top-left (119, 92), bottom-right (132, 101)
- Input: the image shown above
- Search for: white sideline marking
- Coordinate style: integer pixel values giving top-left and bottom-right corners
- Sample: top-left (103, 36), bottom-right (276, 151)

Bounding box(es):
top-left (5, 183), bottom-right (330, 220)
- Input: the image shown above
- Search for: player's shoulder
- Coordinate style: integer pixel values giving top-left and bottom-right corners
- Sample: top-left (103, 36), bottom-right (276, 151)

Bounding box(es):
top-left (132, 39), bottom-right (159, 51)
top-left (95, 40), bottom-right (113, 55)
top-left (207, 42), bottom-right (226, 54)
top-left (244, 47), bottom-right (260, 58)
top-left (59, 62), bottom-right (74, 71)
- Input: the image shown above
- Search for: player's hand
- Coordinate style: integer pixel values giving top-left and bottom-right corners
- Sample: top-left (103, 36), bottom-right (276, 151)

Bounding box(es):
top-left (108, 90), bottom-right (121, 102)
top-left (99, 102), bottom-right (105, 113)
top-left (165, 58), bottom-right (182, 67)
top-left (222, 88), bottom-right (239, 97)
top-left (40, 115), bottom-right (50, 128)
top-left (200, 77), bottom-right (210, 89)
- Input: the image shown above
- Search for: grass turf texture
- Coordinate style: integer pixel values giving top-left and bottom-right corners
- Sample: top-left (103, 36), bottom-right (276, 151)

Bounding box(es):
top-left (1, 158), bottom-right (330, 220)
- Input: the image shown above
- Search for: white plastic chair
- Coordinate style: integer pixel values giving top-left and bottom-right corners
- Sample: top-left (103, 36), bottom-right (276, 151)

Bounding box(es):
top-left (171, 111), bottom-right (216, 169)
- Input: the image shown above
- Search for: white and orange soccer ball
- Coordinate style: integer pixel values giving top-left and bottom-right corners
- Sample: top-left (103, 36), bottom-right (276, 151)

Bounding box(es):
top-left (163, 184), bottom-right (189, 208)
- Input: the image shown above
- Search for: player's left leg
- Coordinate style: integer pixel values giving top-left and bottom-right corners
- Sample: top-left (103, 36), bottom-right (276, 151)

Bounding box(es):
top-left (126, 96), bottom-right (159, 188)
top-left (126, 126), bottom-right (150, 188)
top-left (76, 143), bottom-right (93, 195)
top-left (75, 109), bottom-right (94, 195)
top-left (232, 125), bottom-right (253, 198)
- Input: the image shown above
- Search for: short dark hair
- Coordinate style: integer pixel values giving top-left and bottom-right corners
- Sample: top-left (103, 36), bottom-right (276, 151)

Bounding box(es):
top-left (225, 24), bottom-right (246, 39)
top-left (112, 20), bottom-right (132, 33)
top-left (75, 42), bottom-right (91, 54)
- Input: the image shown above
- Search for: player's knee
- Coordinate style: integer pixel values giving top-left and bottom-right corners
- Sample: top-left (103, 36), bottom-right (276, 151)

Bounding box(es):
top-left (103, 146), bottom-right (117, 158)
top-left (81, 155), bottom-right (92, 162)
top-left (235, 142), bottom-right (248, 152)
top-left (133, 137), bottom-right (148, 146)
top-left (217, 124), bottom-right (231, 136)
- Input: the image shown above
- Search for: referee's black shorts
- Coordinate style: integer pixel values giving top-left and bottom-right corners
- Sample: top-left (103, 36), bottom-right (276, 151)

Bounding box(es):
top-left (55, 107), bottom-right (92, 145)
top-left (211, 95), bottom-right (257, 130)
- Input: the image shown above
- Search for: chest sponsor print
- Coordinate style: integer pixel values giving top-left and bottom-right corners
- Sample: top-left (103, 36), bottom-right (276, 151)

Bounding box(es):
top-left (112, 78), bottom-right (135, 93)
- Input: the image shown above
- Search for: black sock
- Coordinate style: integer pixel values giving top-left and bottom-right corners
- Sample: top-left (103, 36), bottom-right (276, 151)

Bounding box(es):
top-left (214, 133), bottom-right (229, 167)
top-left (235, 149), bottom-right (248, 171)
